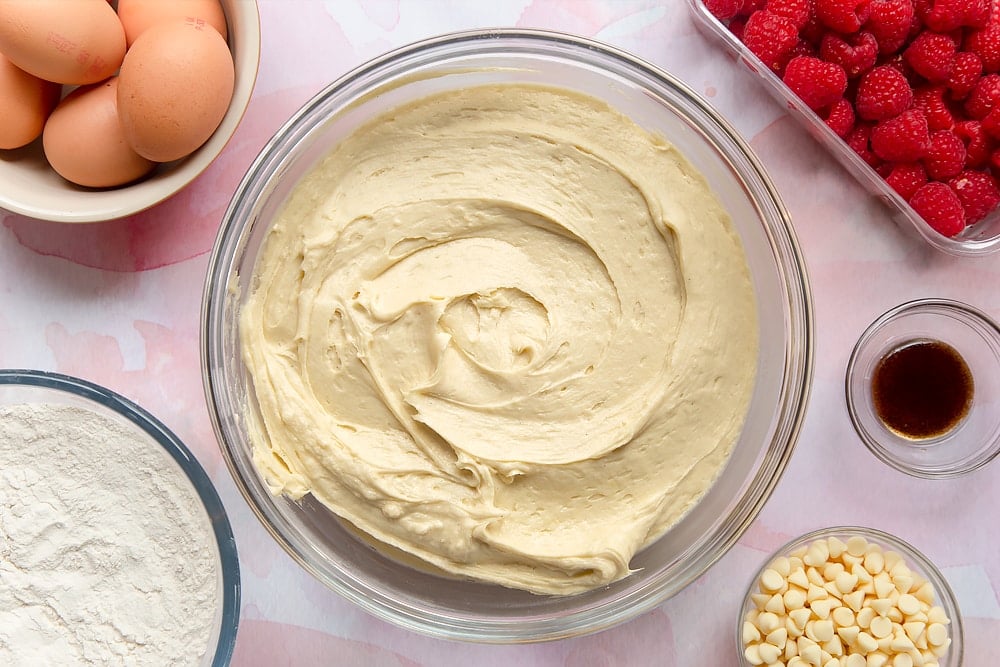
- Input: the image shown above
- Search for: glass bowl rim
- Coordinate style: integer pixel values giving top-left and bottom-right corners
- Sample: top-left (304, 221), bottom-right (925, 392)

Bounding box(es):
top-left (0, 368), bottom-right (241, 666)
top-left (845, 297), bottom-right (1000, 479)
top-left (735, 524), bottom-right (965, 667)
top-left (201, 27), bottom-right (814, 642)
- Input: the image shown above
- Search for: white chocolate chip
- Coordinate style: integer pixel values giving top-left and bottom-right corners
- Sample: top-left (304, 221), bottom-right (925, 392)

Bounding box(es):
top-left (762, 568), bottom-right (785, 592)
top-left (785, 588), bottom-right (808, 611)
top-left (846, 536), bottom-right (868, 558)
top-left (759, 642), bottom-right (782, 664)
top-left (767, 627), bottom-right (789, 649)
top-left (800, 642), bottom-right (822, 666)
top-left (874, 574), bottom-right (896, 600)
top-left (845, 654), bottom-right (866, 667)
top-left (925, 607), bottom-right (948, 625)
top-left (867, 654), bottom-right (889, 667)
top-left (925, 623), bottom-right (947, 647)
top-left (832, 606), bottom-right (856, 628)
top-left (789, 569), bottom-right (811, 590)
top-left (844, 590), bottom-right (866, 612)
top-left (864, 551), bottom-right (885, 575)
top-left (790, 608), bottom-right (812, 631)
top-left (857, 631), bottom-right (878, 653)
top-left (838, 625), bottom-right (860, 646)
top-left (897, 594), bottom-right (920, 616)
top-left (827, 537), bottom-right (848, 559)
top-left (759, 612), bottom-right (782, 633)
top-left (892, 653), bottom-right (912, 667)
top-left (813, 620), bottom-right (835, 643)
top-left (869, 616), bottom-right (892, 639)
top-left (744, 621), bottom-right (762, 644)
top-left (857, 607), bottom-right (875, 629)
top-left (811, 598), bottom-right (837, 620)
top-left (767, 593), bottom-right (787, 614)
top-left (771, 556), bottom-right (792, 577)
top-left (836, 572), bottom-right (860, 595)
top-left (746, 644), bottom-right (765, 665)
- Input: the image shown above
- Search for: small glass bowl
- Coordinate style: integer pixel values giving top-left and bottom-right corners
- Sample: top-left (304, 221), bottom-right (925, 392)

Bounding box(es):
top-left (846, 299), bottom-right (1000, 479)
top-left (738, 526), bottom-right (963, 667)
top-left (0, 369), bottom-right (240, 666)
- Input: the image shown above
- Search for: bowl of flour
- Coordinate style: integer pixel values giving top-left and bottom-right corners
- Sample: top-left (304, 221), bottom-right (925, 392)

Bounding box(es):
top-left (0, 369), bottom-right (239, 666)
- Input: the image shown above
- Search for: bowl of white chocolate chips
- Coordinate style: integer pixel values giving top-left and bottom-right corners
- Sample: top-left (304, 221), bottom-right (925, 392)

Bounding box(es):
top-left (739, 527), bottom-right (961, 667)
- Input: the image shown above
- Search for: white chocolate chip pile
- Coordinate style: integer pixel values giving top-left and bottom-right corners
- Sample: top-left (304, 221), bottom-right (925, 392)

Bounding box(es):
top-left (741, 534), bottom-right (952, 667)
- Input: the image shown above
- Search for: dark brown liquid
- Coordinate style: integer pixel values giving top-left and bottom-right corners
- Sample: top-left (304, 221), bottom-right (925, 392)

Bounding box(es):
top-left (871, 339), bottom-right (974, 439)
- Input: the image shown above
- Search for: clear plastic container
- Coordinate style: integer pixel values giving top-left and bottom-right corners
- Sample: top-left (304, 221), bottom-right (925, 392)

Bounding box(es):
top-left (686, 0), bottom-right (1000, 257)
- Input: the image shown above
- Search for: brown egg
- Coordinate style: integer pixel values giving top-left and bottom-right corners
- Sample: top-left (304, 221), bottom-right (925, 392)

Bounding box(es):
top-left (0, 0), bottom-right (125, 85)
top-left (0, 52), bottom-right (60, 149)
top-left (42, 77), bottom-right (156, 188)
top-left (117, 20), bottom-right (234, 163)
top-left (117, 0), bottom-right (227, 47)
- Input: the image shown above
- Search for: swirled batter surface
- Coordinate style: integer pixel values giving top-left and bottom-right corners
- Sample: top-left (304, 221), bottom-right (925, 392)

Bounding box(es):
top-left (240, 84), bottom-right (758, 594)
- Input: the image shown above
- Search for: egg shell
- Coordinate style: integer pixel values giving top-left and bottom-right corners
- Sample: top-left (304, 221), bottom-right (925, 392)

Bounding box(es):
top-left (0, 52), bottom-right (60, 149)
top-left (0, 0), bottom-right (125, 85)
top-left (42, 77), bottom-right (156, 188)
top-left (117, 0), bottom-right (227, 47)
top-left (117, 20), bottom-right (235, 163)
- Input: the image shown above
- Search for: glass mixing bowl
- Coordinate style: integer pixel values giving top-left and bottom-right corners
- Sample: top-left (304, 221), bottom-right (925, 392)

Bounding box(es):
top-left (201, 29), bottom-right (813, 642)
top-left (0, 369), bottom-right (240, 666)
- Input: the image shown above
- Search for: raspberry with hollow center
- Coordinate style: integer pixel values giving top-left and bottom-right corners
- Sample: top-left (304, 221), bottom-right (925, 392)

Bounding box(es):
top-left (856, 65), bottom-right (915, 120)
top-left (820, 31), bottom-right (879, 77)
top-left (909, 181), bottom-right (967, 235)
top-left (783, 56), bottom-right (849, 109)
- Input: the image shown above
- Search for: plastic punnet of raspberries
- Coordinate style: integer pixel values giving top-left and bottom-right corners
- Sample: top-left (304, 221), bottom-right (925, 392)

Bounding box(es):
top-left (717, 0), bottom-right (1000, 237)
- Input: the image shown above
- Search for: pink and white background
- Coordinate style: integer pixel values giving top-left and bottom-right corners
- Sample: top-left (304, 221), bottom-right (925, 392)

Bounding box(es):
top-left (1, 1), bottom-right (998, 665)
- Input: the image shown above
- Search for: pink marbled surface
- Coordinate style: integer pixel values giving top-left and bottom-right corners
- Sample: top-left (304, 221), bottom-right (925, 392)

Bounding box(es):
top-left (1, 1), bottom-right (998, 665)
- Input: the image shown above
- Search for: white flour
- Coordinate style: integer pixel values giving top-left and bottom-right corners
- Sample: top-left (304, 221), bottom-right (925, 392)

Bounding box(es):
top-left (0, 403), bottom-right (220, 666)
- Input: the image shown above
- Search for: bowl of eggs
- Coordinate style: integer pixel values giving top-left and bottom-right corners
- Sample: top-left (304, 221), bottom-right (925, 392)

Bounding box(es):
top-left (0, 0), bottom-right (259, 223)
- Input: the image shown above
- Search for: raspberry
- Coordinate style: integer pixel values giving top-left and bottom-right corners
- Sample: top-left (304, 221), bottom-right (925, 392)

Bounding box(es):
top-left (982, 104), bottom-right (1000, 137)
top-left (909, 181), bottom-right (967, 235)
top-left (922, 0), bottom-right (992, 31)
top-left (730, 17), bottom-right (748, 39)
top-left (965, 23), bottom-right (1000, 72)
top-left (766, 0), bottom-right (814, 28)
top-left (947, 51), bottom-right (984, 98)
top-left (886, 162), bottom-right (930, 199)
top-left (871, 109), bottom-right (933, 161)
top-left (988, 145), bottom-right (1000, 170)
top-left (743, 10), bottom-right (801, 72)
top-left (783, 56), bottom-right (849, 109)
top-left (954, 119), bottom-right (994, 165)
top-left (816, 0), bottom-right (871, 33)
top-left (924, 130), bottom-right (968, 177)
top-left (964, 72), bottom-right (1000, 117)
top-left (820, 31), bottom-right (879, 77)
top-left (904, 32), bottom-right (959, 82)
top-left (866, 0), bottom-right (917, 54)
top-left (800, 8), bottom-right (828, 42)
top-left (823, 97), bottom-right (857, 135)
top-left (787, 38), bottom-right (819, 62)
top-left (738, 0), bottom-right (769, 16)
top-left (948, 168), bottom-right (1000, 222)
top-left (913, 85), bottom-right (957, 130)
top-left (856, 65), bottom-right (915, 120)
top-left (847, 122), bottom-right (883, 166)
top-left (705, 0), bottom-right (745, 19)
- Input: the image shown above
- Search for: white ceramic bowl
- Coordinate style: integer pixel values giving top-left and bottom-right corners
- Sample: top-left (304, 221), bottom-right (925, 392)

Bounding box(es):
top-left (0, 0), bottom-right (260, 223)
